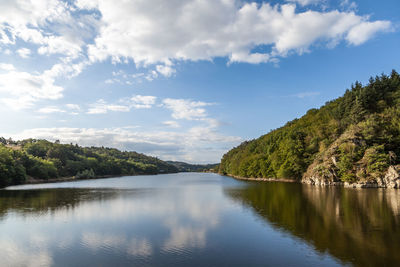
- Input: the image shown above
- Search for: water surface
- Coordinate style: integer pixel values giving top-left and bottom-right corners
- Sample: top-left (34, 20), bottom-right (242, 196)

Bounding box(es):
top-left (1, 173), bottom-right (399, 266)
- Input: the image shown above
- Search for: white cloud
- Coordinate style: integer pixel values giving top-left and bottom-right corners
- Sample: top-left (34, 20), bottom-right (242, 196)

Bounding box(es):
top-left (0, 0), bottom-right (393, 86)
top-left (0, 60), bottom-right (88, 110)
top-left (163, 121), bottom-right (180, 128)
top-left (340, 0), bottom-right (357, 11)
top-left (156, 64), bottom-right (176, 77)
top-left (37, 106), bottom-right (66, 114)
top-left (87, 95), bottom-right (156, 114)
top-left (286, 0), bottom-right (324, 6)
top-left (162, 99), bottom-right (212, 120)
top-left (81, 0), bottom-right (391, 69)
top-left (290, 91), bottom-right (320, 98)
top-left (346, 21), bottom-right (392, 45)
top-left (16, 47), bottom-right (31, 58)
top-left (0, 0), bottom-right (99, 59)
top-left (5, 125), bottom-right (241, 163)
top-left (0, 63), bottom-right (15, 71)
top-left (65, 104), bottom-right (80, 110)
top-left (0, 65), bottom-right (63, 110)
top-left (87, 99), bottom-right (130, 114)
top-left (130, 95), bottom-right (156, 109)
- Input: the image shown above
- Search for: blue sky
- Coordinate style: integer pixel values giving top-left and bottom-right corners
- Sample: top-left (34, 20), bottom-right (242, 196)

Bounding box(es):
top-left (0, 0), bottom-right (399, 163)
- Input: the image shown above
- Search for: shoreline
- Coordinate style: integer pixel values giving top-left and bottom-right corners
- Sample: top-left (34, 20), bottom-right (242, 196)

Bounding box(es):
top-left (2, 172), bottom-right (178, 189)
top-left (223, 173), bottom-right (400, 189)
top-left (224, 174), bottom-right (297, 183)
top-left (23, 174), bottom-right (127, 185)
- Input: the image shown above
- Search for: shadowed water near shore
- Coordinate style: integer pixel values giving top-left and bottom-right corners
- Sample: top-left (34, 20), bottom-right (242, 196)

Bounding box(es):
top-left (225, 182), bottom-right (400, 266)
top-left (0, 173), bottom-right (399, 266)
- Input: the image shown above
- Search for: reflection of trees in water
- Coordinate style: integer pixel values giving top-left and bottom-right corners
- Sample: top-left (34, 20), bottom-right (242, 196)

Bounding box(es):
top-left (0, 189), bottom-right (123, 219)
top-left (225, 182), bottom-right (400, 267)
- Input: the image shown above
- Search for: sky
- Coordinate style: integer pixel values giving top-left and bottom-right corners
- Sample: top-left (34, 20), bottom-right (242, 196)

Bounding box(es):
top-left (0, 0), bottom-right (399, 163)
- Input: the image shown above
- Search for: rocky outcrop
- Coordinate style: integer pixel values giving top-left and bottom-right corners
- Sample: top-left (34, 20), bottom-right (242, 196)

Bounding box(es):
top-left (301, 125), bottom-right (400, 189)
top-left (379, 165), bottom-right (400, 188)
top-left (304, 164), bottom-right (400, 189)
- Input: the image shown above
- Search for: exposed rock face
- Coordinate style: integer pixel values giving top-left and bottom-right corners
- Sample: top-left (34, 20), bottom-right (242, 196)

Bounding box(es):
top-left (301, 128), bottom-right (360, 187)
top-left (304, 165), bottom-right (400, 189)
top-left (379, 165), bottom-right (400, 189)
top-left (301, 126), bottom-right (400, 189)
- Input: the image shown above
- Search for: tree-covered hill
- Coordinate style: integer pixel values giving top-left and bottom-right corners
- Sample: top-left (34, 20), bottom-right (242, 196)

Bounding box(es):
top-left (219, 70), bottom-right (400, 187)
top-left (0, 138), bottom-right (178, 188)
top-left (166, 161), bottom-right (219, 172)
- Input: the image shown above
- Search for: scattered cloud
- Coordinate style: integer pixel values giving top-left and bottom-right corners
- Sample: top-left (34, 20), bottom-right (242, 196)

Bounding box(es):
top-left (81, 0), bottom-right (392, 69)
top-left (156, 64), bottom-right (176, 77)
top-left (65, 104), bottom-right (80, 110)
top-left (0, 64), bottom-right (63, 110)
top-left (0, 0), bottom-right (393, 112)
top-left (37, 106), bottom-right (66, 114)
top-left (0, 63), bottom-right (15, 71)
top-left (163, 121), bottom-right (180, 128)
top-left (130, 95), bottom-right (157, 109)
top-left (5, 125), bottom-right (241, 163)
top-left (340, 0), bottom-right (357, 11)
top-left (87, 99), bottom-right (130, 114)
top-left (0, 0), bottom-right (99, 59)
top-left (162, 99), bottom-right (213, 120)
top-left (286, 0), bottom-right (324, 6)
top-left (87, 95), bottom-right (157, 114)
top-left (346, 21), bottom-right (392, 45)
top-left (16, 48), bottom-right (31, 58)
top-left (290, 91), bottom-right (320, 98)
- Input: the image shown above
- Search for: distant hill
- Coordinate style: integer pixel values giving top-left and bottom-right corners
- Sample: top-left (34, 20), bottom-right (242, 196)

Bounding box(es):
top-left (0, 138), bottom-right (178, 188)
top-left (167, 161), bottom-right (219, 172)
top-left (219, 70), bottom-right (400, 188)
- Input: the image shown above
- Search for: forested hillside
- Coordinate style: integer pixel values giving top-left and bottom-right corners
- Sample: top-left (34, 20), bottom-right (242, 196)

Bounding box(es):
top-left (219, 70), bottom-right (400, 187)
top-left (0, 139), bottom-right (178, 188)
top-left (166, 161), bottom-right (219, 172)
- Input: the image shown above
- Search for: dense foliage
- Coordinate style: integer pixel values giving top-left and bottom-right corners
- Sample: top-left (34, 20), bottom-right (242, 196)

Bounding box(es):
top-left (0, 139), bottom-right (178, 188)
top-left (166, 161), bottom-right (219, 172)
top-left (219, 70), bottom-right (400, 181)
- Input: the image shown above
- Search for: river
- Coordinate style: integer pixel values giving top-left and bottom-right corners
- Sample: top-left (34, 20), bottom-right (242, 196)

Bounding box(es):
top-left (1, 173), bottom-right (399, 266)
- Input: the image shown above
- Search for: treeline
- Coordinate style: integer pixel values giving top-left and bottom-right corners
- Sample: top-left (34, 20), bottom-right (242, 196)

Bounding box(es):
top-left (0, 139), bottom-right (178, 188)
top-left (166, 161), bottom-right (219, 172)
top-left (219, 70), bottom-right (400, 182)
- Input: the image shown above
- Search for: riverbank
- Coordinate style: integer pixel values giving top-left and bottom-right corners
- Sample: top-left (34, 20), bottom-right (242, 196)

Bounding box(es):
top-left (2, 172), bottom-right (178, 189)
top-left (23, 174), bottom-right (128, 185)
top-left (224, 169), bottom-right (400, 189)
top-left (225, 174), bottom-right (297, 183)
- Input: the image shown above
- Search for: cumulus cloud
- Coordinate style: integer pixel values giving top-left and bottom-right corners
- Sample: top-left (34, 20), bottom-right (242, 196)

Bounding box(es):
top-left (163, 121), bottom-right (180, 128)
top-left (130, 95), bottom-right (157, 109)
top-left (162, 99), bottom-right (213, 120)
top-left (0, 61), bottom-right (89, 110)
top-left (37, 106), bottom-right (66, 114)
top-left (0, 63), bottom-right (15, 71)
top-left (0, 0), bottom-right (98, 59)
top-left (80, 0), bottom-right (391, 70)
top-left (0, 64), bottom-right (63, 110)
top-left (346, 21), bottom-right (392, 45)
top-left (0, 0), bottom-right (393, 94)
top-left (286, 0), bottom-right (324, 6)
top-left (16, 48), bottom-right (31, 58)
top-left (87, 99), bottom-right (130, 114)
top-left (5, 125), bottom-right (241, 163)
top-left (87, 95), bottom-right (157, 114)
top-left (65, 104), bottom-right (80, 110)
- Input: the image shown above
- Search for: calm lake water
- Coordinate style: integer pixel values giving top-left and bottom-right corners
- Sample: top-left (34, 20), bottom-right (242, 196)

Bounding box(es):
top-left (1, 173), bottom-right (400, 266)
